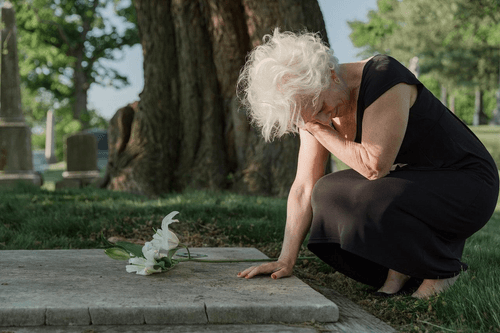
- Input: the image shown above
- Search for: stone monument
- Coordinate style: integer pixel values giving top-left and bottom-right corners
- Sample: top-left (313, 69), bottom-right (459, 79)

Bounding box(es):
top-left (56, 132), bottom-right (100, 189)
top-left (45, 110), bottom-right (57, 164)
top-left (0, 1), bottom-right (42, 187)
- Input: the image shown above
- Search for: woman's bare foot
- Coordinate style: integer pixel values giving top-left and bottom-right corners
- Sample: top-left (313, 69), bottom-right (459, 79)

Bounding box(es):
top-left (377, 269), bottom-right (411, 294)
top-left (412, 275), bottom-right (459, 299)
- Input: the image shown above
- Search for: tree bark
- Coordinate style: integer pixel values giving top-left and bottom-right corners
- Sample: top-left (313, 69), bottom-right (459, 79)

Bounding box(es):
top-left (473, 87), bottom-right (488, 125)
top-left (107, 0), bottom-right (329, 197)
top-left (73, 49), bottom-right (89, 125)
top-left (440, 85), bottom-right (447, 108)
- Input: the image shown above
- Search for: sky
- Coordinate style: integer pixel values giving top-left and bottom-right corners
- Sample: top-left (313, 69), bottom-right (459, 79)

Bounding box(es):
top-left (87, 0), bottom-right (378, 121)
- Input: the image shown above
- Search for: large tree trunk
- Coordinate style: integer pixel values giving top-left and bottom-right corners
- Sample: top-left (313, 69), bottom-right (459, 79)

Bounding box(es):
top-left (106, 0), bottom-right (329, 197)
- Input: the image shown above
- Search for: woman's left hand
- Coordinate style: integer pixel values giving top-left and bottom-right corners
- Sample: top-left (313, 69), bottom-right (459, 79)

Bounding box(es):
top-left (237, 259), bottom-right (294, 280)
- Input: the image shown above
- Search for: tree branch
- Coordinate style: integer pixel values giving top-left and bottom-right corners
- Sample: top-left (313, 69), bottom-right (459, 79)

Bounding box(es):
top-left (27, 4), bottom-right (73, 53)
top-left (81, 0), bottom-right (100, 41)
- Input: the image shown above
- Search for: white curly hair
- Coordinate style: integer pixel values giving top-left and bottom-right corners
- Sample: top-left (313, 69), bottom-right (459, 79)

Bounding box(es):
top-left (237, 28), bottom-right (339, 141)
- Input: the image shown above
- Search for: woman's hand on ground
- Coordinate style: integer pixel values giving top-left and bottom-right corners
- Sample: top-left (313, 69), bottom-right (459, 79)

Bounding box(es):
top-left (237, 260), bottom-right (294, 280)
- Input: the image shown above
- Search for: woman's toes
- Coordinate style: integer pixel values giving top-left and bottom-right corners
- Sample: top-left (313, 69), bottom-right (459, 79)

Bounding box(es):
top-left (412, 275), bottom-right (459, 299)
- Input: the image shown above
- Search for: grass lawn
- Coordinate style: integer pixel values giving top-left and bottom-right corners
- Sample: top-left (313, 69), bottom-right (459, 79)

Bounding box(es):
top-left (1, 183), bottom-right (499, 332)
top-left (1, 125), bottom-right (499, 332)
top-left (472, 125), bottom-right (500, 169)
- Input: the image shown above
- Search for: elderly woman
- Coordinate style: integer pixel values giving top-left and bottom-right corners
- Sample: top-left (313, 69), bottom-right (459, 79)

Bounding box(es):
top-left (236, 29), bottom-right (499, 298)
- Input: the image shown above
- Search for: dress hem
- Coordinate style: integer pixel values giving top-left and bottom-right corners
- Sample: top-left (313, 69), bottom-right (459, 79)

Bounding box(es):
top-left (307, 239), bottom-right (467, 280)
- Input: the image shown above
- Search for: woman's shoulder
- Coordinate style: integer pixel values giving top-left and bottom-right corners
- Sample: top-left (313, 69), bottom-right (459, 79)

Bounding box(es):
top-left (344, 55), bottom-right (408, 88)
top-left (357, 55), bottom-right (421, 111)
top-left (364, 55), bottom-right (407, 74)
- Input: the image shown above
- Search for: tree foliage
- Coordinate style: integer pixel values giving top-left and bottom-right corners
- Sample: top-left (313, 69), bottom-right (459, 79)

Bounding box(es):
top-left (12, 0), bottom-right (138, 154)
top-left (348, 0), bottom-right (500, 123)
top-left (10, 0), bottom-right (139, 160)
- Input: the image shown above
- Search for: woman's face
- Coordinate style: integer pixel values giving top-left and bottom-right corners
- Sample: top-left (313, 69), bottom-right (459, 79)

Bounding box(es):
top-left (301, 75), bottom-right (351, 126)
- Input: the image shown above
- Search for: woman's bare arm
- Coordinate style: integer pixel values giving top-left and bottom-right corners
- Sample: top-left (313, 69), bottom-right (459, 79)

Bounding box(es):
top-left (238, 128), bottom-right (329, 279)
top-left (304, 83), bottom-right (416, 180)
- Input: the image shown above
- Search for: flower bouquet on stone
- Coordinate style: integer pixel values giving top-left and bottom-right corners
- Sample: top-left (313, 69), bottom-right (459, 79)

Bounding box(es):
top-left (103, 211), bottom-right (317, 276)
top-left (103, 211), bottom-right (187, 275)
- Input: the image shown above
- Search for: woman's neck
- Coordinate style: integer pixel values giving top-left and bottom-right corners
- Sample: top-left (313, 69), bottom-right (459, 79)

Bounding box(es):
top-left (337, 61), bottom-right (365, 94)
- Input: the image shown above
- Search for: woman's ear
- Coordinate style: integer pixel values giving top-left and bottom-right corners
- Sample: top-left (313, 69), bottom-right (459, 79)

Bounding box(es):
top-left (332, 72), bottom-right (341, 84)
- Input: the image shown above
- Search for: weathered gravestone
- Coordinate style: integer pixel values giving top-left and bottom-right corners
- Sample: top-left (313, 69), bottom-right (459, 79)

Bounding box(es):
top-left (0, 1), bottom-right (42, 187)
top-left (56, 132), bottom-right (100, 189)
top-left (84, 128), bottom-right (108, 171)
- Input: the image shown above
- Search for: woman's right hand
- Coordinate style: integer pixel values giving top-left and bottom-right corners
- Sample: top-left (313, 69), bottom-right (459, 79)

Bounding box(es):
top-left (237, 260), bottom-right (294, 280)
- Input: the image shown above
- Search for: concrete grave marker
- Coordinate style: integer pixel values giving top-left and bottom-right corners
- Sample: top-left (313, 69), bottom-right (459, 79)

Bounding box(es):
top-left (0, 1), bottom-right (41, 187)
top-left (0, 248), bottom-right (339, 327)
top-left (56, 132), bottom-right (100, 189)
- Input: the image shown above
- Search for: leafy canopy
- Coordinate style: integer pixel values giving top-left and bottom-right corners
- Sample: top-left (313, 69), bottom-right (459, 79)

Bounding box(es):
top-left (348, 0), bottom-right (500, 90)
top-left (11, 0), bottom-right (139, 158)
top-left (14, 0), bottom-right (139, 122)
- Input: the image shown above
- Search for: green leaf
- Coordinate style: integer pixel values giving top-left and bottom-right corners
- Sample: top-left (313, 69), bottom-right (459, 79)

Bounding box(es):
top-left (167, 247), bottom-right (180, 259)
top-left (115, 241), bottom-right (144, 258)
top-left (104, 247), bottom-right (131, 260)
top-left (155, 260), bottom-right (166, 269)
top-left (159, 257), bottom-right (173, 268)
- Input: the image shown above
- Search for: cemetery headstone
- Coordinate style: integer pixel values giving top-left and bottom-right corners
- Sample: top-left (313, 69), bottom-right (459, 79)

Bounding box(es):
top-left (84, 128), bottom-right (108, 171)
top-left (0, 1), bottom-right (42, 187)
top-left (56, 132), bottom-right (100, 189)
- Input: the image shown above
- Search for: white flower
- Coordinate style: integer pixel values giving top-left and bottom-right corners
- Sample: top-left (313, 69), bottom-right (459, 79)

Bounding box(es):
top-left (151, 211), bottom-right (180, 254)
top-left (125, 242), bottom-right (161, 275)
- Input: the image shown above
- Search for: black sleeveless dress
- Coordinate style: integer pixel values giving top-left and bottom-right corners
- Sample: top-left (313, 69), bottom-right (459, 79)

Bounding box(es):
top-left (307, 55), bottom-right (499, 285)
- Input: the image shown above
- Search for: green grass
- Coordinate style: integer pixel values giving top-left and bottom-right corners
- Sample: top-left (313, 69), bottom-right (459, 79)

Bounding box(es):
top-left (0, 184), bottom-right (287, 250)
top-left (1, 180), bottom-right (499, 332)
top-left (472, 125), bottom-right (500, 170)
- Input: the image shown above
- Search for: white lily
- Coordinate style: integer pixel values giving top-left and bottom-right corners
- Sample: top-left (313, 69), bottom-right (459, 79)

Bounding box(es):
top-left (151, 211), bottom-right (180, 255)
top-left (125, 242), bottom-right (161, 275)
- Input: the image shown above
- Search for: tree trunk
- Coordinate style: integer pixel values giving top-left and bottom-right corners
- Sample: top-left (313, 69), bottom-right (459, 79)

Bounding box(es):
top-left (473, 87), bottom-right (488, 125)
top-left (73, 49), bottom-right (89, 127)
top-left (440, 85), bottom-right (447, 108)
top-left (106, 0), bottom-right (329, 197)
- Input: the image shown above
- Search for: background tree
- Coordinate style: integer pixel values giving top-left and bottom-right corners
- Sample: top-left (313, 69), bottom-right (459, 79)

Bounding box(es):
top-left (13, 0), bottom-right (139, 159)
top-left (105, 0), bottom-right (330, 197)
top-left (348, 0), bottom-right (500, 124)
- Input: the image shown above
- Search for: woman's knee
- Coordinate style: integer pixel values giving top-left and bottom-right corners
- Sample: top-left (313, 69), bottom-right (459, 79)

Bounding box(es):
top-left (311, 174), bottom-right (333, 209)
